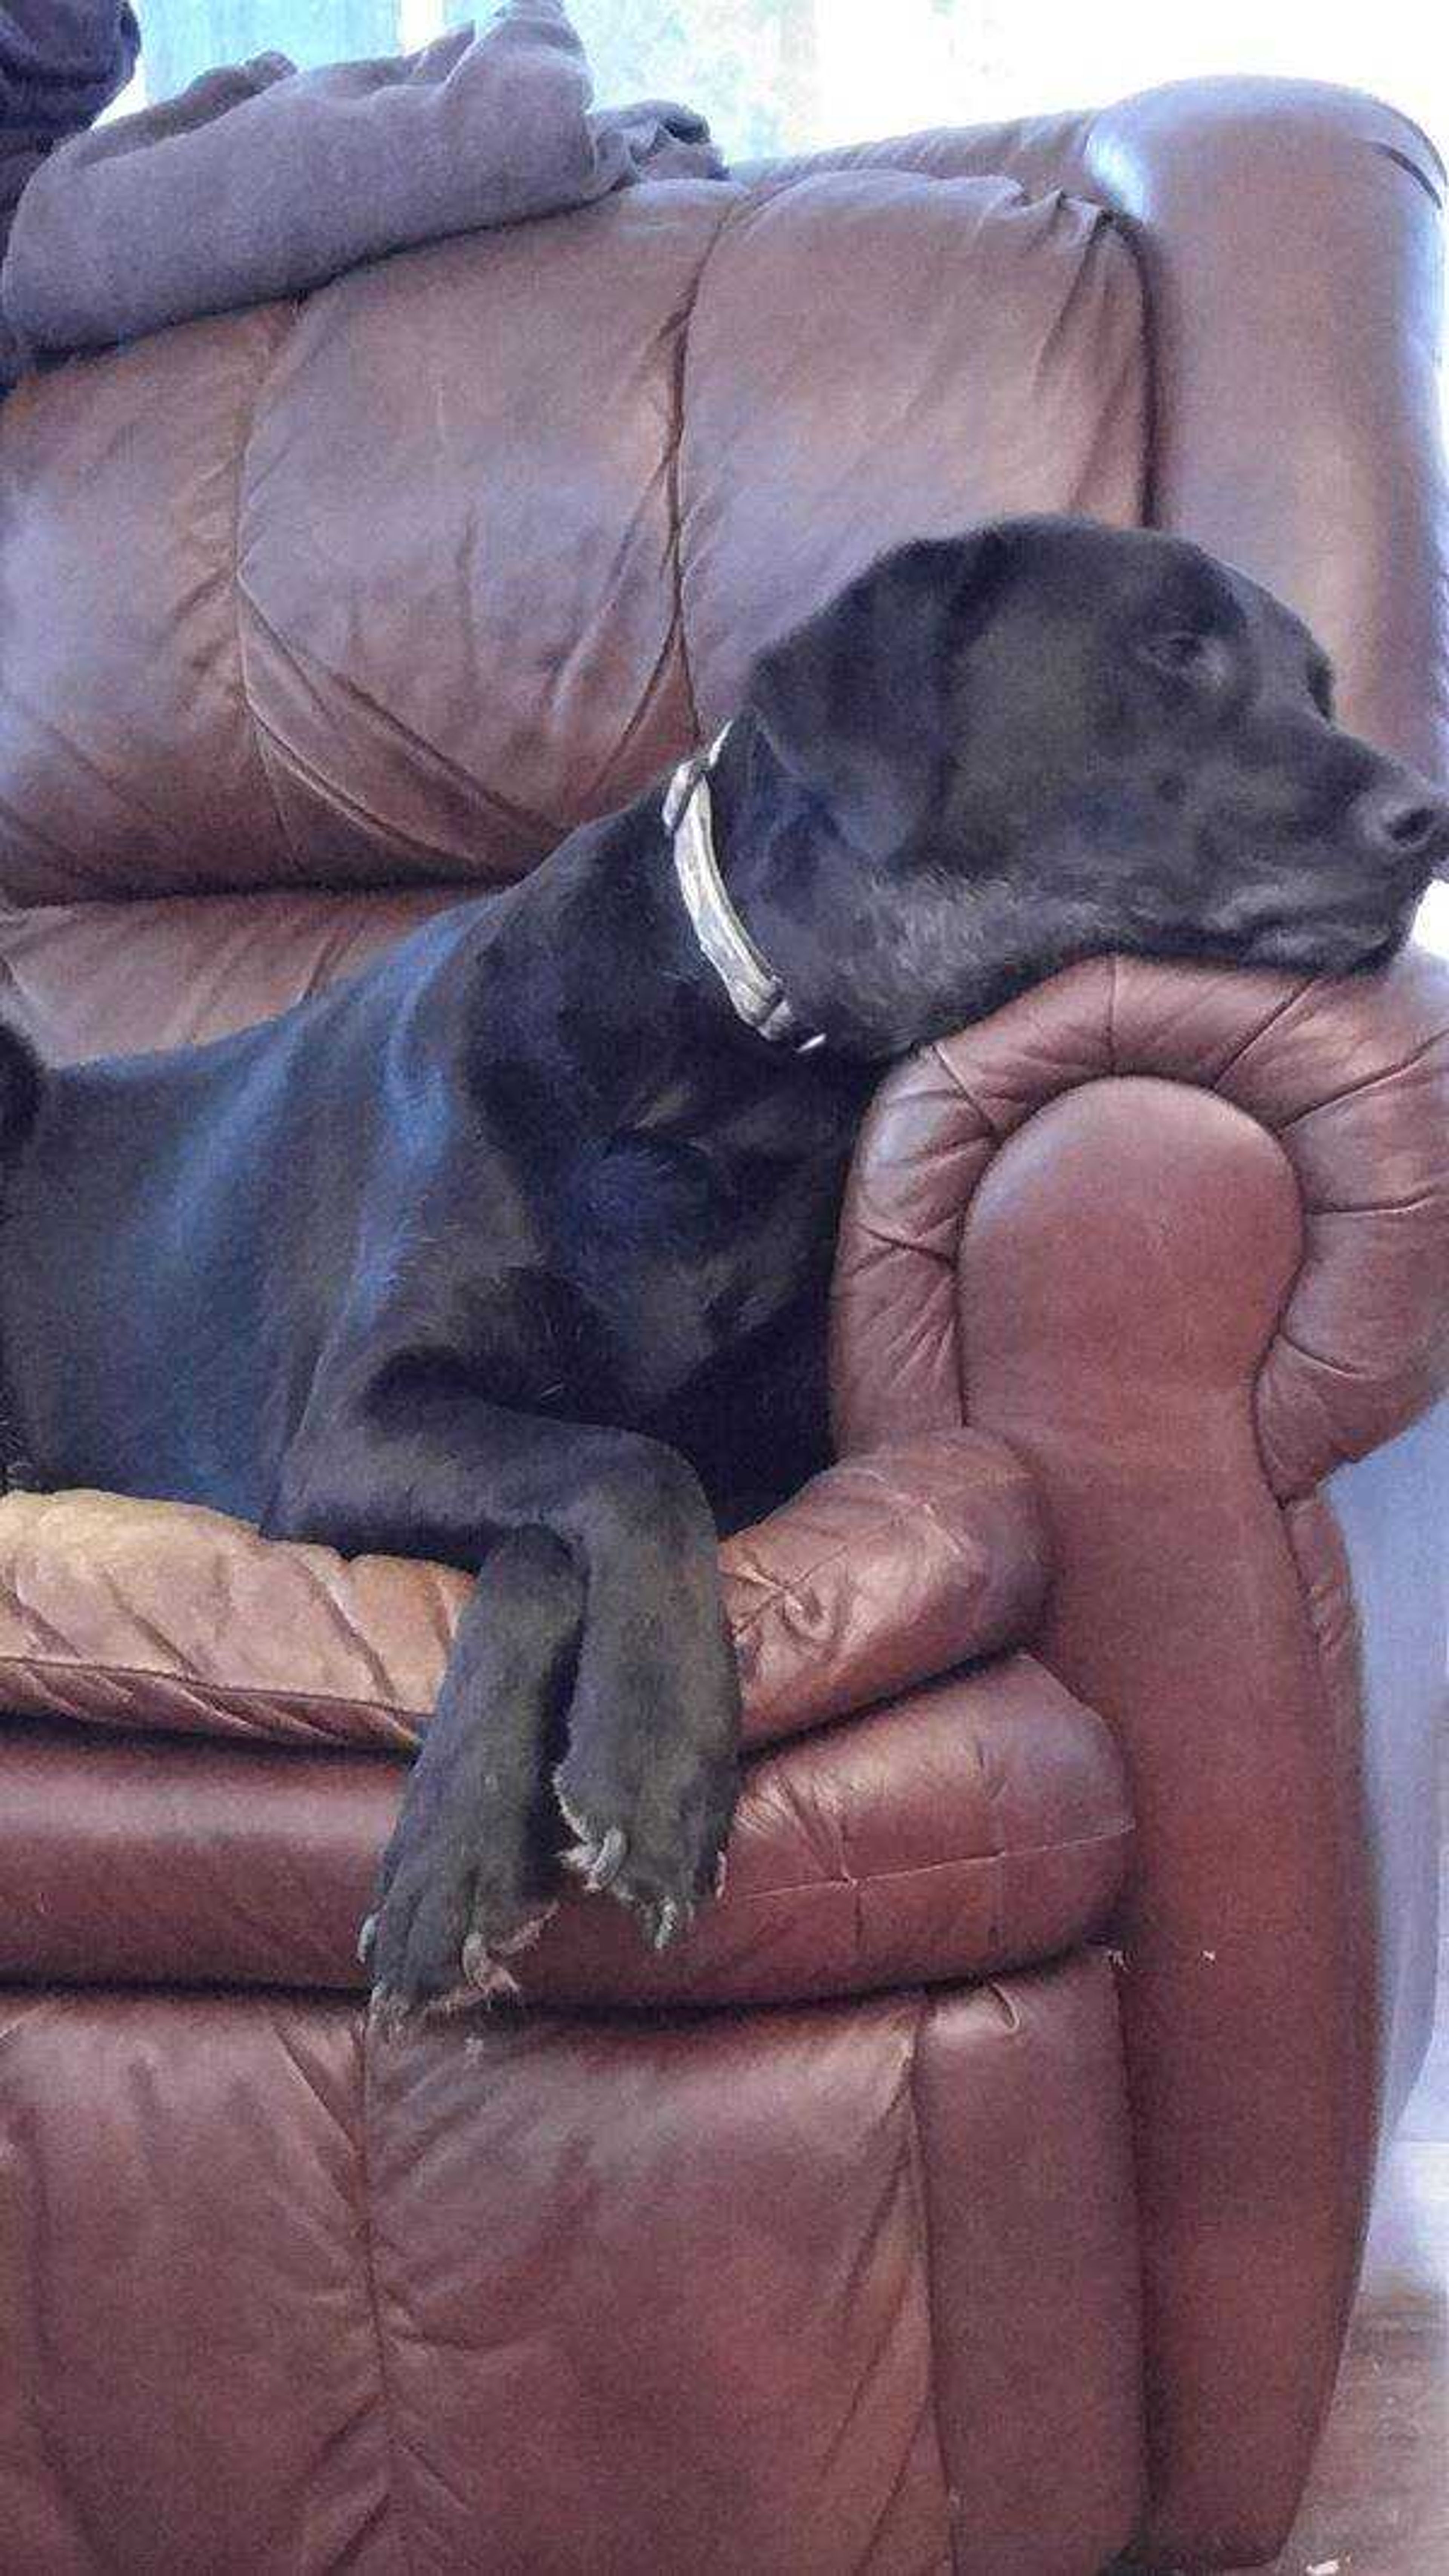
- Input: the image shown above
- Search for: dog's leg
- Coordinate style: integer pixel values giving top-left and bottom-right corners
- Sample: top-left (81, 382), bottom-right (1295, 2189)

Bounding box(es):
top-left (363, 1526), bottom-right (583, 2017)
top-left (269, 1387), bottom-right (740, 2006)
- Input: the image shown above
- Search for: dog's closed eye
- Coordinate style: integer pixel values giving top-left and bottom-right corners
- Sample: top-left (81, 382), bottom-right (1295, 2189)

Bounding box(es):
top-left (1137, 628), bottom-right (1229, 685)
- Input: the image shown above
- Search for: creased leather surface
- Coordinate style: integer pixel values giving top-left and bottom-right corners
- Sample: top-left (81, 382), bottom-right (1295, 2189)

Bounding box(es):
top-left (1, 71), bottom-right (1443, 2571)
top-left (0, 1432), bottom-right (1045, 1756)
top-left (0, 167), bottom-right (1142, 912)
top-left (0, 1971), bottom-right (1141, 2575)
top-left (0, 886), bottom-right (466, 1062)
top-left (833, 946), bottom-right (1449, 1500)
top-left (832, 943), bottom-right (1449, 2568)
top-left (0, 1655), bottom-right (1131, 2006)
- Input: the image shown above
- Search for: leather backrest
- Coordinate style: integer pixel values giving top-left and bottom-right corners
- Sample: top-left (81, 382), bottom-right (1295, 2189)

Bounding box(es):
top-left (0, 165), bottom-right (1144, 1054)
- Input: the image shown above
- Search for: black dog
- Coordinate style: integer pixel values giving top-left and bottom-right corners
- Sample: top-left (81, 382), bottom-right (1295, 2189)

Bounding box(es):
top-left (1, 515), bottom-right (1443, 2011)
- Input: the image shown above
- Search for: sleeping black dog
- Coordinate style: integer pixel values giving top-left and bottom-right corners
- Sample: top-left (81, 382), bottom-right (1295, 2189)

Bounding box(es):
top-left (1, 514), bottom-right (1443, 2012)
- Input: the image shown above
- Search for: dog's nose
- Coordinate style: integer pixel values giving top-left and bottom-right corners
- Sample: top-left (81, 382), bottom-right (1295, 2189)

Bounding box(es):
top-left (1354, 778), bottom-right (1449, 863)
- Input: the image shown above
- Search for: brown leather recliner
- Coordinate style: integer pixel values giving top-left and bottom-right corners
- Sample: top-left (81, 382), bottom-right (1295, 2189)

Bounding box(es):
top-left (0, 74), bottom-right (1446, 2576)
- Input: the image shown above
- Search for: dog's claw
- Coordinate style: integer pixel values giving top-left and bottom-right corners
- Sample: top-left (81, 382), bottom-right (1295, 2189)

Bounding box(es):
top-left (713, 1851), bottom-right (729, 1899)
top-left (357, 1912), bottom-right (378, 1969)
top-left (563, 1823), bottom-right (628, 1892)
top-left (367, 1983), bottom-right (408, 2040)
top-left (650, 1896), bottom-right (692, 1952)
top-left (460, 1930), bottom-right (523, 2000)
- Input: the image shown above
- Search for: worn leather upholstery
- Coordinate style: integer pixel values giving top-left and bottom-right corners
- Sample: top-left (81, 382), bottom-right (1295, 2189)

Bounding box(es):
top-left (0, 1447), bottom-right (1121, 2010)
top-left (0, 1434), bottom-right (1047, 1751)
top-left (0, 1968), bottom-right (1143, 2576)
top-left (0, 1655), bottom-right (1132, 2007)
top-left (834, 946), bottom-right (1449, 2565)
top-left (0, 70), bottom-right (1446, 2576)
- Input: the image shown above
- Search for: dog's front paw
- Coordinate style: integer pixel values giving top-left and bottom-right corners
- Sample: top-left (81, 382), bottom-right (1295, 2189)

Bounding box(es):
top-left (364, 1862), bottom-right (555, 2025)
top-left (551, 1621), bottom-right (740, 1952)
top-left (361, 1675), bottom-right (560, 2019)
top-left (360, 1527), bottom-right (584, 2020)
top-left (364, 1790), bottom-right (557, 2022)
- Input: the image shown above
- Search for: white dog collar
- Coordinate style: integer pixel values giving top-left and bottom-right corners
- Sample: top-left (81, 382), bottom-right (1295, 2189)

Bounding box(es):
top-left (664, 727), bottom-right (825, 1053)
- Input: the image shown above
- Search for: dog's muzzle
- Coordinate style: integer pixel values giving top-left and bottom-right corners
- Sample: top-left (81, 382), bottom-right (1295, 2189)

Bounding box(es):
top-left (665, 730), bottom-right (825, 1053)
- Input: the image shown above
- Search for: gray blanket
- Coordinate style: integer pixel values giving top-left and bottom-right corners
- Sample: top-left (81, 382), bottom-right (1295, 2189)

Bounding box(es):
top-left (0, 0), bottom-right (138, 382)
top-left (2, 1), bottom-right (722, 372)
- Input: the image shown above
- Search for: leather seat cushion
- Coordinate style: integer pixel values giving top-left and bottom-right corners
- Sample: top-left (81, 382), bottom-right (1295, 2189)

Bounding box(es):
top-left (0, 1435), bottom-right (1049, 1756)
top-left (0, 1653), bottom-right (1132, 2008)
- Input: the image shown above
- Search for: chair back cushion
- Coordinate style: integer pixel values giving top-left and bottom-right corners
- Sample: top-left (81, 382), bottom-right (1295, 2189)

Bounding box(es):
top-left (0, 169), bottom-right (1145, 1055)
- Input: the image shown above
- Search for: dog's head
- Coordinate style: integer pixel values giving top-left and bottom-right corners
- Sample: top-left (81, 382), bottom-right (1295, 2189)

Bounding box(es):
top-left (730, 516), bottom-right (1447, 1054)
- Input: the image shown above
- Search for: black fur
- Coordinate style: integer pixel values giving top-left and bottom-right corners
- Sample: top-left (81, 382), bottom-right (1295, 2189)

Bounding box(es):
top-left (3, 515), bottom-right (1442, 2009)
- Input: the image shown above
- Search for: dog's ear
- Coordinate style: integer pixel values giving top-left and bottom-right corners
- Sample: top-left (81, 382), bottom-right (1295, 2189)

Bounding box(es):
top-left (744, 527), bottom-right (1018, 858)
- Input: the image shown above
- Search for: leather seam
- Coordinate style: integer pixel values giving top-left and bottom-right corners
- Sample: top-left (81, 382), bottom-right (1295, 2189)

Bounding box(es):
top-left (0, 1623), bottom-right (995, 1726)
top-left (0, 1651), bottom-right (429, 1727)
top-left (353, 2016), bottom-right (418, 2576)
top-left (242, 623), bottom-right (558, 859)
top-left (923, 1036), bottom-right (1004, 1140)
top-left (1249, 1126), bottom-right (1343, 1493)
top-left (1269, 1020), bottom-right (1449, 1134)
top-left (847, 1465), bottom-right (996, 1585)
top-left (229, 305), bottom-right (312, 882)
top-left (836, 1215), bottom-right (957, 1261)
top-left (901, 2006), bottom-right (957, 2569)
top-left (665, 194), bottom-right (752, 745)
top-left (729, 1822), bottom-right (1134, 1902)
top-left (1307, 1187), bottom-right (1446, 1218)
top-left (1192, 975), bottom-right (1316, 1089)
top-left (248, 704), bottom-right (509, 875)
top-left (1272, 1323), bottom-right (1389, 1384)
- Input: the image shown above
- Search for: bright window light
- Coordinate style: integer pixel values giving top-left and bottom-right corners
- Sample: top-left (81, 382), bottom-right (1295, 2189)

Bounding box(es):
top-left (132, 2), bottom-right (1447, 164)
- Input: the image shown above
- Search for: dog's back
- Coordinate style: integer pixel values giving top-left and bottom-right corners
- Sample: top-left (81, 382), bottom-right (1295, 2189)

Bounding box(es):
top-left (0, 907), bottom-right (489, 1519)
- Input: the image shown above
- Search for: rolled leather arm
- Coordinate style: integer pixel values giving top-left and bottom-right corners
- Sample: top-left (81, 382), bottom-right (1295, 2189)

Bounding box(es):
top-left (0, 1430), bottom-right (1048, 1757)
top-left (721, 1429), bottom-right (1049, 1745)
top-left (830, 942), bottom-right (1449, 2570)
top-left (833, 943), bottom-right (1449, 1485)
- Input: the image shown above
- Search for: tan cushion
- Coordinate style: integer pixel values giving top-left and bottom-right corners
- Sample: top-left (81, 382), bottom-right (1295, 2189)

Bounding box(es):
top-left (0, 1432), bottom-right (1047, 1755)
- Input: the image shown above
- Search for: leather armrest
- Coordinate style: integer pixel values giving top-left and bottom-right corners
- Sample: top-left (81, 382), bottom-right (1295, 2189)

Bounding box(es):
top-left (834, 943), bottom-right (1449, 1487)
top-left (721, 1430), bottom-right (1048, 1747)
top-left (831, 943), bottom-right (1449, 2568)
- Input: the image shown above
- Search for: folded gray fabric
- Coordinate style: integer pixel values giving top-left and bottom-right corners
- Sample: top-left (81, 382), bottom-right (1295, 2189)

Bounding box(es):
top-left (2, 1), bottom-right (723, 363)
top-left (0, 0), bottom-right (138, 383)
